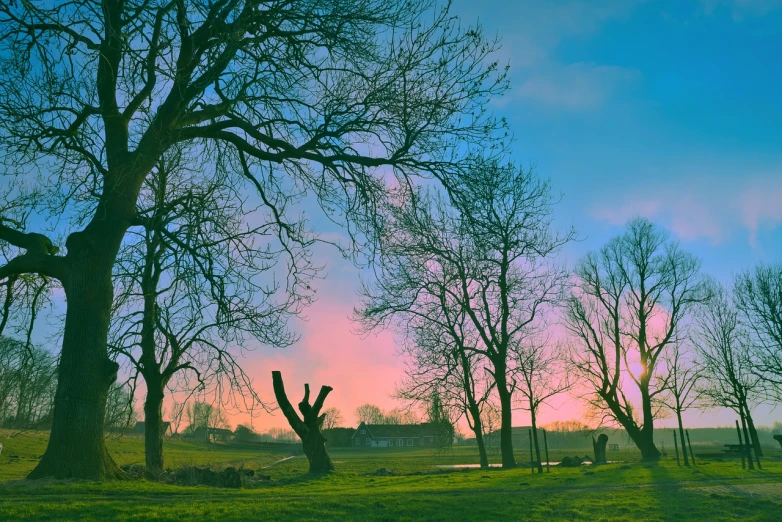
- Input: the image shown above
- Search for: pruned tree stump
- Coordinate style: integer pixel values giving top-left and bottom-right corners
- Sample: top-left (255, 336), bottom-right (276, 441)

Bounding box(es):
top-left (593, 434), bottom-right (608, 464)
top-left (272, 371), bottom-right (334, 473)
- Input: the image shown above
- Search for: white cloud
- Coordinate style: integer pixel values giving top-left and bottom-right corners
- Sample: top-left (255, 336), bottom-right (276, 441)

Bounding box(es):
top-left (739, 180), bottom-right (782, 247)
top-left (590, 173), bottom-right (782, 247)
top-left (515, 63), bottom-right (641, 110)
top-left (699, 0), bottom-right (782, 20)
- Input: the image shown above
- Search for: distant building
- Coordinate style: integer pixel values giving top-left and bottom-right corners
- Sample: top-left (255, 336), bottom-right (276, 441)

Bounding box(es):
top-left (351, 422), bottom-right (448, 448)
top-left (483, 426), bottom-right (533, 448)
top-left (187, 426), bottom-right (234, 443)
top-left (132, 421), bottom-right (172, 436)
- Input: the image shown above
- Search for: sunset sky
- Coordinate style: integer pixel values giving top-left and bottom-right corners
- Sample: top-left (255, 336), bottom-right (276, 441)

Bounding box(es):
top-left (28, 0), bottom-right (782, 433)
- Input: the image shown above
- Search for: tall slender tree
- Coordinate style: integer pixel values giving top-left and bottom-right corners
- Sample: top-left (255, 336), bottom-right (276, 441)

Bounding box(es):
top-left (655, 343), bottom-right (701, 466)
top-left (110, 151), bottom-right (315, 476)
top-left (694, 280), bottom-right (764, 457)
top-left (566, 219), bottom-right (706, 461)
top-left (514, 335), bottom-right (571, 473)
top-left (734, 263), bottom-right (782, 399)
top-left (0, 0), bottom-right (507, 479)
top-left (359, 161), bottom-right (572, 468)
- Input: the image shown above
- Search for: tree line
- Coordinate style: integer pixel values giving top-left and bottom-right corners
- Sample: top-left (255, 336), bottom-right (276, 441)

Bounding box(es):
top-left (355, 162), bottom-right (782, 469)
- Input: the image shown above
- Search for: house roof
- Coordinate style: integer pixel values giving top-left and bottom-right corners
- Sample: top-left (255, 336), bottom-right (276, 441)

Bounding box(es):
top-left (206, 427), bottom-right (233, 435)
top-left (353, 422), bottom-right (444, 439)
top-left (133, 421), bottom-right (171, 432)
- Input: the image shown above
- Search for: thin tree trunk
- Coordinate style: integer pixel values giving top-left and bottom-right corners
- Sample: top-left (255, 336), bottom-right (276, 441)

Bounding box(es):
top-left (531, 407), bottom-right (543, 473)
top-left (744, 408), bottom-right (763, 458)
top-left (467, 404), bottom-right (489, 469)
top-left (740, 411), bottom-right (755, 470)
top-left (677, 410), bottom-right (690, 466)
top-left (495, 370), bottom-right (516, 468)
top-left (460, 351), bottom-right (488, 469)
top-left (28, 254), bottom-right (124, 480)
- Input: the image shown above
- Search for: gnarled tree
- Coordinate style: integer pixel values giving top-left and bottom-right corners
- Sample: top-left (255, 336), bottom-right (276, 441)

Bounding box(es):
top-left (0, 0), bottom-right (507, 479)
top-left (272, 370), bottom-right (333, 473)
top-left (566, 218), bottom-right (705, 461)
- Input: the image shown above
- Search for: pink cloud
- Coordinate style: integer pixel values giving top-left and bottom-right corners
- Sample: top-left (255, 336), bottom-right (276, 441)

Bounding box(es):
top-left (590, 172), bottom-right (782, 246)
top-left (739, 181), bottom-right (782, 248)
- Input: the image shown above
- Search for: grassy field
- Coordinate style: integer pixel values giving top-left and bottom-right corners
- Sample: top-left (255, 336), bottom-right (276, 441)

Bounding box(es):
top-left (2, 430), bottom-right (782, 521)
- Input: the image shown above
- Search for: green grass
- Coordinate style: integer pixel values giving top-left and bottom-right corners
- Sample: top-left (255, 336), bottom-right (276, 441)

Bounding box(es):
top-left (2, 430), bottom-right (782, 521)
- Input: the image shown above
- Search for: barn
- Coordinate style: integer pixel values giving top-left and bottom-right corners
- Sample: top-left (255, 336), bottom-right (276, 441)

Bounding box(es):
top-left (351, 422), bottom-right (447, 448)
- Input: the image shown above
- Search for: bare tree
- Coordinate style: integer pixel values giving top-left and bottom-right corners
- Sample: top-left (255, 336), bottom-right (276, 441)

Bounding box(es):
top-left (104, 382), bottom-right (137, 432)
top-left (694, 280), bottom-right (765, 457)
top-left (110, 151), bottom-right (314, 476)
top-left (0, 337), bottom-right (57, 429)
top-left (184, 400), bottom-right (228, 433)
top-left (392, 316), bottom-right (494, 468)
top-left (734, 263), bottom-right (782, 398)
top-left (514, 335), bottom-right (571, 473)
top-left (169, 401), bottom-right (186, 436)
top-left (359, 160), bottom-right (572, 468)
top-left (655, 343), bottom-right (701, 466)
top-left (321, 408), bottom-right (343, 430)
top-left (565, 218), bottom-right (705, 461)
top-left (0, 0), bottom-right (507, 479)
top-left (355, 404), bottom-right (385, 425)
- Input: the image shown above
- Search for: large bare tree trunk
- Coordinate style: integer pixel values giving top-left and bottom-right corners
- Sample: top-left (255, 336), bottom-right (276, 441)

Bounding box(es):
top-left (28, 248), bottom-right (123, 480)
top-left (495, 369), bottom-right (516, 468)
top-left (143, 379), bottom-right (165, 478)
top-left (272, 371), bottom-right (334, 473)
top-left (638, 383), bottom-right (661, 461)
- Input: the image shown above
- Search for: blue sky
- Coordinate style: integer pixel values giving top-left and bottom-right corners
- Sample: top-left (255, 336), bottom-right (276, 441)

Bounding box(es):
top-left (448, 0), bottom-right (782, 272)
top-left (287, 0), bottom-right (782, 430)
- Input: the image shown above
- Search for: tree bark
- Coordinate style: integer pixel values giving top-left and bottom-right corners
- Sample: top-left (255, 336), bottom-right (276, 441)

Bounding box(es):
top-left (677, 410), bottom-right (690, 466)
top-left (638, 382), bottom-right (661, 461)
top-left (143, 380), bottom-right (165, 478)
top-left (271, 371), bottom-right (334, 473)
top-left (495, 369), bottom-right (516, 468)
top-left (28, 248), bottom-right (124, 479)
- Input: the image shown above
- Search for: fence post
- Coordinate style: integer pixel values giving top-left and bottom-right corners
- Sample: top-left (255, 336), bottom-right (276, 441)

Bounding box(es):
top-left (686, 430), bottom-right (695, 466)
